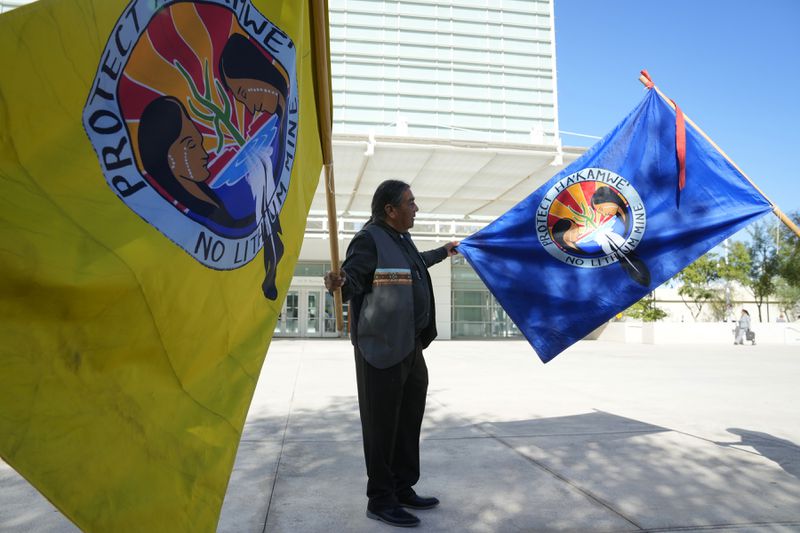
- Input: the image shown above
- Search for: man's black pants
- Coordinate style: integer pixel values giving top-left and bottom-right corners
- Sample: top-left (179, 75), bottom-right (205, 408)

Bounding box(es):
top-left (354, 340), bottom-right (428, 510)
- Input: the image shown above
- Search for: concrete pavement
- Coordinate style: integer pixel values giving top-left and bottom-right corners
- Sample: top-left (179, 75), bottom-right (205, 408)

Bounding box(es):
top-left (2, 339), bottom-right (800, 532)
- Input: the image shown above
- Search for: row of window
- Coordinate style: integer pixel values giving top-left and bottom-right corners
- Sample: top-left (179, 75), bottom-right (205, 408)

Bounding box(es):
top-left (333, 64), bottom-right (555, 93)
top-left (334, 0), bottom-right (551, 16)
top-left (333, 107), bottom-right (556, 134)
top-left (333, 41), bottom-right (554, 70)
top-left (335, 52), bottom-right (554, 80)
top-left (330, 22), bottom-right (553, 47)
top-left (331, 2), bottom-right (551, 30)
top-left (333, 121), bottom-right (555, 144)
top-left (333, 87), bottom-right (555, 110)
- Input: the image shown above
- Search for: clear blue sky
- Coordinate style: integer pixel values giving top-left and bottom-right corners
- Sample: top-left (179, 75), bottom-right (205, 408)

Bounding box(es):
top-left (553, 0), bottom-right (800, 224)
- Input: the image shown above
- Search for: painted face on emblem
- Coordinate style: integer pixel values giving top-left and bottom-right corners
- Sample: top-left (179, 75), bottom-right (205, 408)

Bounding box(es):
top-left (167, 111), bottom-right (209, 183)
top-left (220, 33), bottom-right (288, 118)
top-left (224, 76), bottom-right (282, 116)
top-left (138, 96), bottom-right (220, 212)
top-left (552, 218), bottom-right (582, 252)
top-left (591, 186), bottom-right (628, 224)
top-left (594, 201), bottom-right (622, 218)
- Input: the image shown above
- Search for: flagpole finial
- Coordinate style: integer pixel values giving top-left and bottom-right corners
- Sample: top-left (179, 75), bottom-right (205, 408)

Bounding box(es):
top-left (639, 69), bottom-right (654, 89)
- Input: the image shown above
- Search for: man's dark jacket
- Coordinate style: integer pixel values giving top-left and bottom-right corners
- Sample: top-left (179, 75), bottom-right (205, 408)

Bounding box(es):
top-left (339, 220), bottom-right (448, 368)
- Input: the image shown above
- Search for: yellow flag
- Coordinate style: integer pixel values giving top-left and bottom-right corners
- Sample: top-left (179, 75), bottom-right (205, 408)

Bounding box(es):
top-left (0, 0), bottom-right (325, 530)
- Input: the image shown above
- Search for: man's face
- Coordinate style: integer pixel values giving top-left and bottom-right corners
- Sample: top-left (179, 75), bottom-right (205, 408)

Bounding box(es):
top-left (386, 188), bottom-right (418, 232)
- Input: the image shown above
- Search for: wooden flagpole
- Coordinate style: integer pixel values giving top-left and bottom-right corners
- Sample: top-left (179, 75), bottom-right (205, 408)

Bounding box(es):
top-left (638, 73), bottom-right (800, 239)
top-left (311, 0), bottom-right (344, 332)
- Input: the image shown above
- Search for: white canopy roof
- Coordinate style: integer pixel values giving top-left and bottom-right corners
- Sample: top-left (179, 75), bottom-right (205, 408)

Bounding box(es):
top-left (309, 134), bottom-right (586, 221)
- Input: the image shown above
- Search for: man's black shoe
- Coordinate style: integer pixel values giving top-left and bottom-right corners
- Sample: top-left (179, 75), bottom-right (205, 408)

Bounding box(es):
top-left (397, 493), bottom-right (440, 510)
top-left (366, 506), bottom-right (420, 528)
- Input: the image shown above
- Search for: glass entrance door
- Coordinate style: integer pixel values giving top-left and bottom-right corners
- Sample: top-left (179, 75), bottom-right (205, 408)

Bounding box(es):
top-left (275, 290), bottom-right (299, 337)
top-left (275, 288), bottom-right (341, 338)
top-left (323, 291), bottom-right (337, 335)
top-left (305, 291), bottom-right (320, 335)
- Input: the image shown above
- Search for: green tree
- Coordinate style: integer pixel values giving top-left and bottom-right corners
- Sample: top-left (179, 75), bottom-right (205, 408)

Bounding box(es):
top-left (720, 241), bottom-right (751, 285)
top-left (768, 211), bottom-right (800, 321)
top-left (672, 253), bottom-right (722, 321)
top-left (774, 278), bottom-right (800, 321)
top-left (776, 211), bottom-right (800, 289)
top-left (718, 240), bottom-right (751, 321)
top-left (746, 220), bottom-right (780, 322)
top-left (625, 293), bottom-right (667, 322)
top-left (708, 298), bottom-right (730, 322)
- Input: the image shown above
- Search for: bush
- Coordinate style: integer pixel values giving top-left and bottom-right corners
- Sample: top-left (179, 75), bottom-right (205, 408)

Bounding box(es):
top-left (625, 297), bottom-right (667, 322)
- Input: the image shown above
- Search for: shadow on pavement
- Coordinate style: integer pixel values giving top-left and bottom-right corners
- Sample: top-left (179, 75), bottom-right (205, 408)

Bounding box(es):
top-left (5, 376), bottom-right (800, 532)
top-left (225, 402), bottom-right (800, 532)
top-left (716, 428), bottom-right (800, 480)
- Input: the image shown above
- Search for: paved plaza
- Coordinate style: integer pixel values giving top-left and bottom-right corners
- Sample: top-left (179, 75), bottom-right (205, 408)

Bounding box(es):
top-left (2, 339), bottom-right (799, 532)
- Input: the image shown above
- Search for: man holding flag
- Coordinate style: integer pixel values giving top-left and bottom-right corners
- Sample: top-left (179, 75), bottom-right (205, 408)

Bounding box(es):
top-left (325, 180), bottom-right (458, 528)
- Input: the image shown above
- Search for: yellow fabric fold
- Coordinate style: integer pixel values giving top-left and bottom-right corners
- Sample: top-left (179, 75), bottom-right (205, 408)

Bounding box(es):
top-left (0, 0), bottom-right (326, 530)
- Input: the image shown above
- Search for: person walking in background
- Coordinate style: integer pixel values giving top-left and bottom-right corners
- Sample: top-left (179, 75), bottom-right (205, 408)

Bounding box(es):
top-left (324, 180), bottom-right (458, 528)
top-left (734, 309), bottom-right (752, 345)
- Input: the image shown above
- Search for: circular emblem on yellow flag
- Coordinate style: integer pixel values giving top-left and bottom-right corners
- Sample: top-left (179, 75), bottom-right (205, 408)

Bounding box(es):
top-left (83, 0), bottom-right (297, 278)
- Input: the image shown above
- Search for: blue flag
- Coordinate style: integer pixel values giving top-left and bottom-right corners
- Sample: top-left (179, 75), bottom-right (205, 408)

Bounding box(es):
top-left (458, 89), bottom-right (772, 363)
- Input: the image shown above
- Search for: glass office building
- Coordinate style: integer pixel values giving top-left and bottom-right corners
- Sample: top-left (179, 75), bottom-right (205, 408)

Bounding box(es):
top-left (329, 0), bottom-right (559, 144)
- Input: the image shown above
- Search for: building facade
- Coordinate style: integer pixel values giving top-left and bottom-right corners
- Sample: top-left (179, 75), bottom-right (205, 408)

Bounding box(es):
top-left (329, 0), bottom-right (559, 144)
top-left (291, 0), bottom-right (578, 339)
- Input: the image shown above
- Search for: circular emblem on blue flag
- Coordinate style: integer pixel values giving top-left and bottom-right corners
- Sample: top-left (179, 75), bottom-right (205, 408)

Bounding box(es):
top-left (536, 168), bottom-right (646, 269)
top-left (83, 0), bottom-right (297, 280)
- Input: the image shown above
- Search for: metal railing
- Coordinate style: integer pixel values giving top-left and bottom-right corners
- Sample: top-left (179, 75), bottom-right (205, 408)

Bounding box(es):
top-left (304, 212), bottom-right (491, 241)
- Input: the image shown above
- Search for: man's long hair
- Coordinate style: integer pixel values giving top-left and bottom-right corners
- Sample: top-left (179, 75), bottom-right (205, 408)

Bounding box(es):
top-left (368, 179), bottom-right (409, 225)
